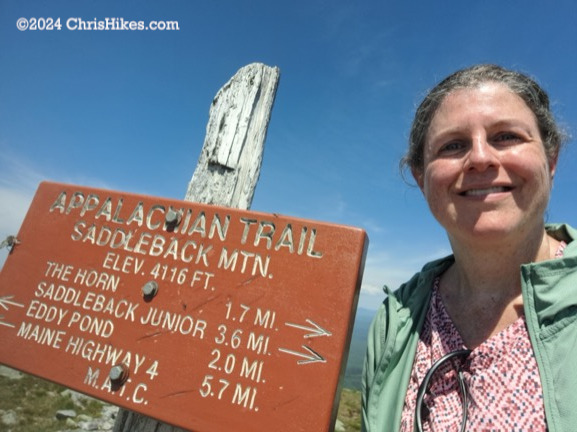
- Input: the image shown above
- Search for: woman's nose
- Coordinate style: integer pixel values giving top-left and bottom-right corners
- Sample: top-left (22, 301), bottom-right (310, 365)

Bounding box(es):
top-left (465, 136), bottom-right (499, 171)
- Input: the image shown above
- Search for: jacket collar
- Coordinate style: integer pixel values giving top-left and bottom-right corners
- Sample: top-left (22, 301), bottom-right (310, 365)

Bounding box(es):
top-left (521, 223), bottom-right (577, 331)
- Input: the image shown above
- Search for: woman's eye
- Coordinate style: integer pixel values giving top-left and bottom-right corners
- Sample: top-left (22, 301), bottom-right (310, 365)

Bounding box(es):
top-left (494, 132), bottom-right (521, 143)
top-left (439, 141), bottom-right (463, 153)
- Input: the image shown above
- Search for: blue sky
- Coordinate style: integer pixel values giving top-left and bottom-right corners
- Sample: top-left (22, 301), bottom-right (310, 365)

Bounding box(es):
top-left (1, 0), bottom-right (576, 310)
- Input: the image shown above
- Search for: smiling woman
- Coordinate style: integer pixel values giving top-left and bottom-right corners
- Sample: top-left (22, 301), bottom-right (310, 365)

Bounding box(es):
top-left (362, 65), bottom-right (576, 432)
top-left (417, 82), bottom-right (556, 247)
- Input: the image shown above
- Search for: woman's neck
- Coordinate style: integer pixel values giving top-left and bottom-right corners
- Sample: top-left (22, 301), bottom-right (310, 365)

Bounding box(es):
top-left (449, 224), bottom-right (554, 292)
top-left (439, 226), bottom-right (558, 348)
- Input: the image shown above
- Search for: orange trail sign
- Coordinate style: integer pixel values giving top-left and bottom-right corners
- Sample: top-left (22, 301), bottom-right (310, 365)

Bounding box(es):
top-left (0, 182), bottom-right (368, 432)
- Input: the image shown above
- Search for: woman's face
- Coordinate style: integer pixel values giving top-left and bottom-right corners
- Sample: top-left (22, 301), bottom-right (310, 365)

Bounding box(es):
top-left (413, 82), bottom-right (557, 244)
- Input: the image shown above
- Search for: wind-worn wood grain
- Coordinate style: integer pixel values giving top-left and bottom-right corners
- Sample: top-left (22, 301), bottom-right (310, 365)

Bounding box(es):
top-left (113, 62), bottom-right (280, 432)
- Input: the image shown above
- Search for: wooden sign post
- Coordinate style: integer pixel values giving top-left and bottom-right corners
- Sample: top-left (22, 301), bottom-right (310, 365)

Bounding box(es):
top-left (0, 64), bottom-right (368, 432)
top-left (115, 60), bottom-right (282, 432)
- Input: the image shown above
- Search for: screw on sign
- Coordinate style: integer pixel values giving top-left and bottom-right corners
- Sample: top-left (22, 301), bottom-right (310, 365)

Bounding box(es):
top-left (141, 281), bottom-right (158, 299)
top-left (165, 209), bottom-right (181, 231)
top-left (109, 364), bottom-right (129, 385)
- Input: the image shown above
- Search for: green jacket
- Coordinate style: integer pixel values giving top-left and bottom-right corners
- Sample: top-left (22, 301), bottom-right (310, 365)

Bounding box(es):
top-left (361, 224), bottom-right (577, 432)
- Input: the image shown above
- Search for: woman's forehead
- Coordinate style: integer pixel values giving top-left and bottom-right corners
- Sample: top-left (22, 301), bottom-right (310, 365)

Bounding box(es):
top-left (428, 83), bottom-right (537, 135)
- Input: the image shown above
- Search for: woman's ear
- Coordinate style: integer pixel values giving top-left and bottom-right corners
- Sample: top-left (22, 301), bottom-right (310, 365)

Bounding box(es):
top-left (548, 152), bottom-right (559, 182)
top-left (412, 167), bottom-right (424, 191)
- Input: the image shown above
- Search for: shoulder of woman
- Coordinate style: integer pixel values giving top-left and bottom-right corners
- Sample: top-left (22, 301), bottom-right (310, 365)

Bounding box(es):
top-left (393, 255), bottom-right (454, 305)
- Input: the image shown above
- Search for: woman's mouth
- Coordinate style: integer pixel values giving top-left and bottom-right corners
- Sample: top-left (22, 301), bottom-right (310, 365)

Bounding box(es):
top-left (461, 186), bottom-right (512, 197)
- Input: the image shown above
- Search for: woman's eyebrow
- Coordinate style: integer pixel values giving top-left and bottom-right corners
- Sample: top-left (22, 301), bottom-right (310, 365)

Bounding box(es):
top-left (429, 119), bottom-right (536, 142)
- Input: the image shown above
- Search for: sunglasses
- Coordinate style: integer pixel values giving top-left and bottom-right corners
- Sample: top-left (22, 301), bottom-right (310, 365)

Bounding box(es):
top-left (414, 349), bottom-right (472, 432)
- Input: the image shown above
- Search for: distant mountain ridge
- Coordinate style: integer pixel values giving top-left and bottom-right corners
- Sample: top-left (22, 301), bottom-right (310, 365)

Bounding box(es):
top-left (343, 307), bottom-right (378, 390)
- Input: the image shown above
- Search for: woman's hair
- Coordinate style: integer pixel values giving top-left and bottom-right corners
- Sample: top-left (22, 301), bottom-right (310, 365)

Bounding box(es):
top-left (402, 64), bottom-right (567, 175)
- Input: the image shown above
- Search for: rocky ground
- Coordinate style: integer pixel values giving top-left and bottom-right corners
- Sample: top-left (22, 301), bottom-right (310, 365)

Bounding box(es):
top-left (50, 404), bottom-right (117, 432)
top-left (1, 366), bottom-right (356, 432)
top-left (0, 366), bottom-right (115, 432)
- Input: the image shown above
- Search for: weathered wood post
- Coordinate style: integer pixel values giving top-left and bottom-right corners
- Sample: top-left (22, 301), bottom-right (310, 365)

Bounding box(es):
top-left (112, 62), bottom-right (280, 432)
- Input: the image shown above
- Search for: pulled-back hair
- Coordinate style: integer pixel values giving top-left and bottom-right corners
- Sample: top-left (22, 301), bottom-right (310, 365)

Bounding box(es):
top-left (402, 64), bottom-right (567, 175)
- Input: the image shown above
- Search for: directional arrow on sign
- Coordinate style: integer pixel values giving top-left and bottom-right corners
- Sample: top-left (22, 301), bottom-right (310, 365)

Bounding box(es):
top-left (0, 295), bottom-right (24, 311)
top-left (285, 319), bottom-right (332, 338)
top-left (278, 345), bottom-right (326, 365)
top-left (0, 316), bottom-right (16, 328)
top-left (0, 296), bottom-right (24, 328)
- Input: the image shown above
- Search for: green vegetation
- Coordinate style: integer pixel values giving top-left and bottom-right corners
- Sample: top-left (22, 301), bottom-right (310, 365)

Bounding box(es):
top-left (337, 388), bottom-right (362, 431)
top-left (1, 371), bottom-right (361, 431)
top-left (0, 372), bottom-right (104, 432)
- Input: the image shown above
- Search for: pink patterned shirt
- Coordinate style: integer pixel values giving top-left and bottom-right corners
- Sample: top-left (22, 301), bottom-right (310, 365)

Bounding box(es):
top-left (399, 243), bottom-right (566, 432)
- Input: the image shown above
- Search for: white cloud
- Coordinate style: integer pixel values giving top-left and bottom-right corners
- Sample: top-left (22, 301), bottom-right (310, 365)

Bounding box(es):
top-left (0, 185), bottom-right (35, 235)
top-left (0, 154), bottom-right (43, 267)
top-left (0, 152), bottom-right (116, 268)
top-left (0, 153), bottom-right (44, 249)
top-left (358, 244), bottom-right (452, 309)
